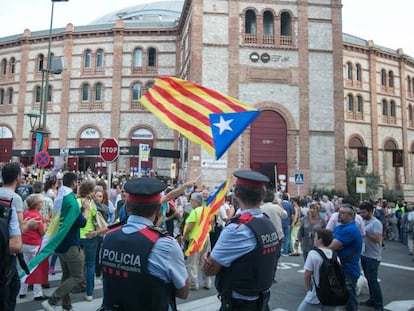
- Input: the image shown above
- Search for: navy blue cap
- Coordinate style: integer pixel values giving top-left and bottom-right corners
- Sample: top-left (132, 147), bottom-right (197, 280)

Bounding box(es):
top-left (233, 170), bottom-right (269, 188)
top-left (124, 177), bottom-right (167, 203)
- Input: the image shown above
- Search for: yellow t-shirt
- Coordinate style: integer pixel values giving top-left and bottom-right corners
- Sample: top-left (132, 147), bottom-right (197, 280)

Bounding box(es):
top-left (78, 198), bottom-right (97, 239)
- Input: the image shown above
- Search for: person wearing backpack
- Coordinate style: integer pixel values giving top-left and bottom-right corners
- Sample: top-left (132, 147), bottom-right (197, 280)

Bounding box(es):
top-left (329, 203), bottom-right (362, 311)
top-left (358, 202), bottom-right (384, 311)
top-left (297, 228), bottom-right (347, 310)
top-left (0, 162), bottom-right (41, 311)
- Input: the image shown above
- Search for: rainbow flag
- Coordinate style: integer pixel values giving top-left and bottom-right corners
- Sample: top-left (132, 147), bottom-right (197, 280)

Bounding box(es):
top-left (140, 76), bottom-right (259, 160)
top-left (185, 178), bottom-right (231, 256)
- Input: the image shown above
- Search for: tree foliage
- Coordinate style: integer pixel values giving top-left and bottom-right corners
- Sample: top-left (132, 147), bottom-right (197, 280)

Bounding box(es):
top-left (346, 158), bottom-right (381, 203)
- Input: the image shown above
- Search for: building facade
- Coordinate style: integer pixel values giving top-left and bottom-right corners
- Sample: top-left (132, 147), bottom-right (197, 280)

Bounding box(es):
top-left (0, 0), bottom-right (413, 196)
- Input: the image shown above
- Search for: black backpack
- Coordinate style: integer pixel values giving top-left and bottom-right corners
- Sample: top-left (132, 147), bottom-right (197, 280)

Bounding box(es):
top-left (0, 198), bottom-right (12, 308)
top-left (312, 248), bottom-right (349, 306)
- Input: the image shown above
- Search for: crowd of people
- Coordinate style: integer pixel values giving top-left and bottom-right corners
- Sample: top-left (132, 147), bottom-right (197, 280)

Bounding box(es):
top-left (1, 162), bottom-right (414, 311)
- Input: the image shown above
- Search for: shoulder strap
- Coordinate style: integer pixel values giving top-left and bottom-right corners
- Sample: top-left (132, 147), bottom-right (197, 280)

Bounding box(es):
top-left (312, 247), bottom-right (329, 261)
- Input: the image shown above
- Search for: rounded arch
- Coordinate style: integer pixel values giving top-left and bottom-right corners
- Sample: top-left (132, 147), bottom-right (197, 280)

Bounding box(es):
top-left (348, 135), bottom-right (365, 148)
top-left (260, 8), bottom-right (277, 17)
top-left (0, 124), bottom-right (14, 138)
top-left (256, 101), bottom-right (296, 131)
top-left (128, 125), bottom-right (157, 141)
top-left (383, 138), bottom-right (398, 151)
top-left (77, 125), bottom-right (102, 141)
top-left (241, 7), bottom-right (260, 16)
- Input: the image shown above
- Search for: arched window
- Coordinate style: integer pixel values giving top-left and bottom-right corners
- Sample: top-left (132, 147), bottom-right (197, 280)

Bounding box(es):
top-left (280, 12), bottom-right (292, 36)
top-left (148, 48), bottom-right (156, 67)
top-left (390, 100), bottom-right (396, 117)
top-left (7, 88), bottom-right (13, 105)
top-left (0, 89), bottom-right (4, 105)
top-left (82, 83), bottom-right (90, 101)
top-left (382, 99), bottom-right (388, 116)
top-left (96, 49), bottom-right (104, 68)
top-left (38, 54), bottom-right (44, 72)
top-left (1, 58), bottom-right (7, 75)
top-left (132, 82), bottom-right (142, 101)
top-left (35, 86), bottom-right (42, 103)
top-left (133, 48), bottom-right (142, 67)
top-left (357, 95), bottom-right (363, 113)
top-left (245, 10), bottom-right (257, 35)
top-left (9, 57), bottom-right (15, 74)
top-left (95, 83), bottom-right (102, 101)
top-left (356, 64), bottom-right (362, 82)
top-left (263, 11), bottom-right (274, 35)
top-left (389, 70), bottom-right (394, 88)
top-left (381, 69), bottom-right (387, 86)
top-left (346, 62), bottom-right (353, 80)
top-left (409, 105), bottom-right (413, 123)
top-left (347, 94), bottom-right (354, 111)
top-left (84, 49), bottom-right (92, 68)
top-left (408, 76), bottom-right (412, 93)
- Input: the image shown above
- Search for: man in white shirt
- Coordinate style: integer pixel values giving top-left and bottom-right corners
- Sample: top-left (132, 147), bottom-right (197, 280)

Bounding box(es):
top-left (261, 189), bottom-right (287, 283)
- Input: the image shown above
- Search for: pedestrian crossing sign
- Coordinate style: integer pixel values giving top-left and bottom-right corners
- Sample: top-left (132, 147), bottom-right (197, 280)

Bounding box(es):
top-left (294, 173), bottom-right (304, 185)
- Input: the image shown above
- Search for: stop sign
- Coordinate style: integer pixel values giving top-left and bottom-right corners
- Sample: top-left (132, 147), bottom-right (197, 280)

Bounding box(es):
top-left (100, 138), bottom-right (120, 162)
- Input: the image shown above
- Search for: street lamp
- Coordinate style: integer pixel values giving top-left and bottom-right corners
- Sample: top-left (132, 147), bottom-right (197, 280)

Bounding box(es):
top-left (25, 0), bottom-right (68, 167)
top-left (26, 110), bottom-right (41, 132)
top-left (40, 0), bottom-right (69, 146)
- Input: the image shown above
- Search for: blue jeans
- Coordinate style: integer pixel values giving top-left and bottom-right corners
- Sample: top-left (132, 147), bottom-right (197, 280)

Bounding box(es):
top-left (344, 273), bottom-right (358, 311)
top-left (361, 256), bottom-right (383, 308)
top-left (80, 237), bottom-right (99, 296)
top-left (282, 226), bottom-right (291, 255)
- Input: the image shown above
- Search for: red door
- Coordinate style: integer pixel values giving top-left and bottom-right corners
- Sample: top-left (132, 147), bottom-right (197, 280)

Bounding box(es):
top-left (250, 110), bottom-right (287, 189)
top-left (0, 138), bottom-right (13, 163)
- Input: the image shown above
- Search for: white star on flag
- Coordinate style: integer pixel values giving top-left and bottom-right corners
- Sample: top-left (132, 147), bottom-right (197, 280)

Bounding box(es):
top-left (213, 116), bottom-right (234, 135)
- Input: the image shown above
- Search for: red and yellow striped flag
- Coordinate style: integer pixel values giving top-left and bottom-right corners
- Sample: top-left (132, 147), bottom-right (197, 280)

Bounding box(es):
top-left (185, 178), bottom-right (231, 256)
top-left (140, 76), bottom-right (259, 160)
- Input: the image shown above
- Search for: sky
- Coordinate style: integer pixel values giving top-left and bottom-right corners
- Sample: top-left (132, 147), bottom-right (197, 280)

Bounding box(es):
top-left (0, 0), bottom-right (413, 56)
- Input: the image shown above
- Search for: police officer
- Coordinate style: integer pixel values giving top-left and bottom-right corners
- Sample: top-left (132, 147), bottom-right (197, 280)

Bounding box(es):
top-left (100, 177), bottom-right (189, 310)
top-left (201, 170), bottom-right (278, 311)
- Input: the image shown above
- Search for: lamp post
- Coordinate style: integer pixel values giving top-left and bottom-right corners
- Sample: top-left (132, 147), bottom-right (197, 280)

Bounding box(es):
top-left (25, 0), bottom-right (68, 167)
top-left (40, 0), bottom-right (69, 148)
top-left (26, 110), bottom-right (41, 164)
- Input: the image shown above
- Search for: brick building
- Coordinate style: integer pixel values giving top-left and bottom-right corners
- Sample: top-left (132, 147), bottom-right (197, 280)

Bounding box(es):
top-left (0, 0), bottom-right (413, 197)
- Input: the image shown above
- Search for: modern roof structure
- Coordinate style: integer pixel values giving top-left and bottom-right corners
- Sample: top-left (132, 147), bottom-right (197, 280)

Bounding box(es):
top-left (90, 0), bottom-right (184, 26)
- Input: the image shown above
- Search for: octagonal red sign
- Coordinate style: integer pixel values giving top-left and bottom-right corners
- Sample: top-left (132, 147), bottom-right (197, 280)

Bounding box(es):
top-left (100, 138), bottom-right (119, 162)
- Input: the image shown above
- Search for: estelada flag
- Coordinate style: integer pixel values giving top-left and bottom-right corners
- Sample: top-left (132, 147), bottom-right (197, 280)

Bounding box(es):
top-left (140, 76), bottom-right (259, 160)
top-left (185, 178), bottom-right (231, 256)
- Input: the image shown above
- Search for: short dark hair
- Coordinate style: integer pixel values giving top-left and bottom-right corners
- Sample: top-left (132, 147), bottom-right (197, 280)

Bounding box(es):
top-left (127, 201), bottom-right (160, 218)
top-left (316, 228), bottom-right (333, 247)
top-left (358, 201), bottom-right (374, 213)
top-left (263, 189), bottom-right (275, 203)
top-left (1, 162), bottom-right (21, 185)
top-left (62, 172), bottom-right (77, 188)
top-left (235, 184), bottom-right (264, 206)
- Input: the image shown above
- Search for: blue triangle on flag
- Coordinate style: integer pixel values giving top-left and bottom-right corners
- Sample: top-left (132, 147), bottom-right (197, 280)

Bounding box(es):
top-left (210, 110), bottom-right (260, 160)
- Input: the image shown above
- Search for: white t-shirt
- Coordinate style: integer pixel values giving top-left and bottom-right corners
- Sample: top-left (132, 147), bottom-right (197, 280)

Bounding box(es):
top-left (303, 247), bottom-right (335, 304)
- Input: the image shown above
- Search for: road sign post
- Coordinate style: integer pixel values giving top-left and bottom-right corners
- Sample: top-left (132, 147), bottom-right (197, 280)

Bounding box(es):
top-left (100, 138), bottom-right (120, 188)
top-left (138, 144), bottom-right (150, 177)
top-left (294, 173), bottom-right (304, 196)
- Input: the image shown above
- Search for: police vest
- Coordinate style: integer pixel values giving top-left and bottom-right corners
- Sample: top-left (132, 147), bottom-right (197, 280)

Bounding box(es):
top-left (101, 226), bottom-right (176, 311)
top-left (216, 212), bottom-right (278, 297)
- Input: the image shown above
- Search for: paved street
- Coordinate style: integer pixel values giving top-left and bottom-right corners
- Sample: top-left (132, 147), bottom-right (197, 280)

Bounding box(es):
top-left (15, 239), bottom-right (414, 311)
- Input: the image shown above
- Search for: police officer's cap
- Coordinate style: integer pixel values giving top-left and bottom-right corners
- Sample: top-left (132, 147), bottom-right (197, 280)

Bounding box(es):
top-left (124, 177), bottom-right (167, 204)
top-left (233, 170), bottom-right (269, 188)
